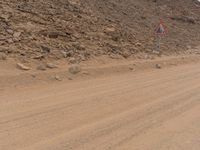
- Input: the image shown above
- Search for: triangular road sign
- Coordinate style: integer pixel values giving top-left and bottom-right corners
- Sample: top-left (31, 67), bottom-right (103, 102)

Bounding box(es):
top-left (155, 21), bottom-right (166, 35)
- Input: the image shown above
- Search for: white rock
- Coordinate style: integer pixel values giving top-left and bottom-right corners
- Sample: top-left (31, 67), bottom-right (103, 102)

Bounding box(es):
top-left (17, 63), bottom-right (31, 71)
top-left (46, 63), bottom-right (57, 69)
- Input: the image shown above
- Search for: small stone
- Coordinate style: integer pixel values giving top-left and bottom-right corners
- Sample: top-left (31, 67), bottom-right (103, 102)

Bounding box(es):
top-left (144, 54), bottom-right (149, 59)
top-left (68, 64), bottom-right (81, 74)
top-left (135, 42), bottom-right (142, 47)
top-left (33, 54), bottom-right (45, 59)
top-left (31, 74), bottom-right (36, 78)
top-left (41, 46), bottom-right (50, 53)
top-left (104, 27), bottom-right (116, 33)
top-left (13, 32), bottom-right (21, 38)
top-left (6, 29), bottom-right (14, 34)
top-left (68, 77), bottom-right (73, 80)
top-left (46, 63), bottom-right (57, 69)
top-left (129, 66), bottom-right (134, 71)
top-left (155, 64), bottom-right (162, 69)
top-left (79, 54), bottom-right (86, 61)
top-left (48, 32), bottom-right (59, 39)
top-left (69, 57), bottom-right (77, 64)
top-left (152, 50), bottom-right (160, 55)
top-left (61, 51), bottom-right (67, 58)
top-left (6, 38), bottom-right (14, 44)
top-left (82, 71), bottom-right (89, 75)
top-left (122, 51), bottom-right (131, 58)
top-left (1, 14), bottom-right (10, 21)
top-left (17, 63), bottom-right (31, 71)
top-left (55, 75), bottom-right (62, 81)
top-left (37, 64), bottom-right (47, 71)
top-left (0, 53), bottom-right (7, 60)
top-left (109, 54), bottom-right (121, 59)
top-left (13, 37), bottom-right (20, 42)
top-left (186, 45), bottom-right (192, 50)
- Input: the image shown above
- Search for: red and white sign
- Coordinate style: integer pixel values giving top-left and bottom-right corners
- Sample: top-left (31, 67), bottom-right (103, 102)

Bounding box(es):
top-left (155, 20), bottom-right (167, 36)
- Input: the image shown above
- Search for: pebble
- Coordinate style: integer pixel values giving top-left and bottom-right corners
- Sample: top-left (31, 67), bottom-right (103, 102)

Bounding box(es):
top-left (0, 53), bottom-right (7, 60)
top-left (82, 71), bottom-right (89, 75)
top-left (46, 63), bottom-right (57, 69)
top-left (69, 57), bottom-right (77, 64)
top-left (55, 75), bottom-right (62, 81)
top-left (155, 64), bottom-right (162, 69)
top-left (17, 63), bottom-right (31, 71)
top-left (13, 32), bottom-right (21, 38)
top-left (69, 64), bottom-right (81, 74)
top-left (37, 64), bottom-right (47, 71)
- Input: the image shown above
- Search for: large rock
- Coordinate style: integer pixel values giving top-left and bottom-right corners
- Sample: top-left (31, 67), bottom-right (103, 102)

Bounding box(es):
top-left (41, 46), bottom-right (51, 53)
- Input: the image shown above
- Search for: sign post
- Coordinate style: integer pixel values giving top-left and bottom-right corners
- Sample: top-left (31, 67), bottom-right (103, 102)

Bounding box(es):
top-left (154, 20), bottom-right (167, 54)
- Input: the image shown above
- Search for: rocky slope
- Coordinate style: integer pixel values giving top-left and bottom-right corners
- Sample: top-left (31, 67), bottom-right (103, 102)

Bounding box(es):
top-left (0, 0), bottom-right (200, 62)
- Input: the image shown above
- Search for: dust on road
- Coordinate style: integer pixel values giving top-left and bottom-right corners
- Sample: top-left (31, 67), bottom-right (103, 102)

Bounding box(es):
top-left (0, 62), bottom-right (200, 150)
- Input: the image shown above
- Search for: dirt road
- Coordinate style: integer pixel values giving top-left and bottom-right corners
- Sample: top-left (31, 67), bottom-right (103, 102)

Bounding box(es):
top-left (1, 62), bottom-right (200, 150)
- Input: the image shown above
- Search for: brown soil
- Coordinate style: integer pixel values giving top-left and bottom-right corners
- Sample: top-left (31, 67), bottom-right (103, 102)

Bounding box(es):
top-left (1, 55), bottom-right (200, 150)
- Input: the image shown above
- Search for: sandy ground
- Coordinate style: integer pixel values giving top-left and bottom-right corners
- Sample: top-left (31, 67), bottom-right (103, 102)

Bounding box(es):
top-left (0, 56), bottom-right (200, 150)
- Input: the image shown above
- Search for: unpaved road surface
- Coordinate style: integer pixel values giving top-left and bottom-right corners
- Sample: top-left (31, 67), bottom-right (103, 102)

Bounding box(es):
top-left (1, 63), bottom-right (200, 150)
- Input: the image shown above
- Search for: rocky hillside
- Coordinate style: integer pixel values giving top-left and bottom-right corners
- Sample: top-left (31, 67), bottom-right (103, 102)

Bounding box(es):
top-left (0, 0), bottom-right (200, 62)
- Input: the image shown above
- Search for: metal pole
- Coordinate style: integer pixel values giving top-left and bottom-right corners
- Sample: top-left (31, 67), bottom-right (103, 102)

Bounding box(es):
top-left (158, 35), bottom-right (161, 51)
top-left (156, 35), bottom-right (161, 53)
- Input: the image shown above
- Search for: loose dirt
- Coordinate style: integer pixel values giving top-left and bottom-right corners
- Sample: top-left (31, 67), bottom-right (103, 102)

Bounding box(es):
top-left (1, 56), bottom-right (200, 150)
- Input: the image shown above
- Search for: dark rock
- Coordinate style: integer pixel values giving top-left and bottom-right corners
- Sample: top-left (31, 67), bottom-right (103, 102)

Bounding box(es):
top-left (41, 46), bottom-right (51, 53)
top-left (129, 66), bottom-right (134, 71)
